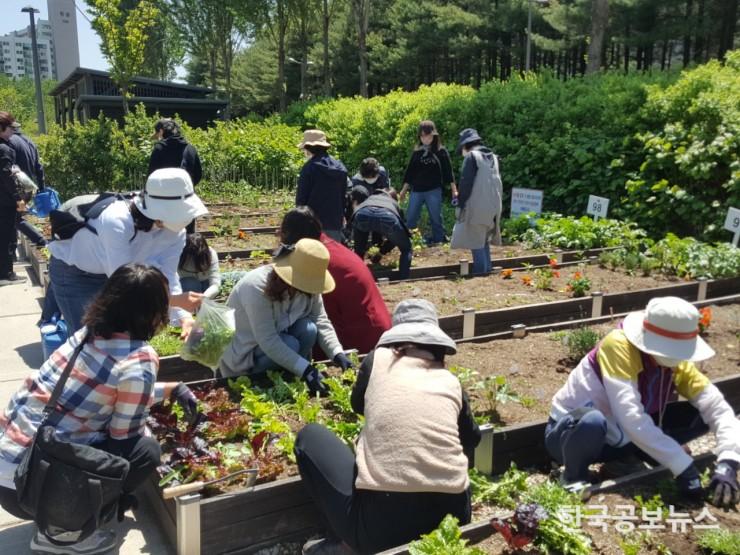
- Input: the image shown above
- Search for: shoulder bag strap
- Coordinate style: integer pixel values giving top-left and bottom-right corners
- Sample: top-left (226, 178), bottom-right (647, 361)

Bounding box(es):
top-left (41, 332), bottom-right (90, 420)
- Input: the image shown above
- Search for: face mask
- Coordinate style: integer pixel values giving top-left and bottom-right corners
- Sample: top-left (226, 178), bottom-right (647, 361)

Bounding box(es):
top-left (161, 219), bottom-right (190, 233)
top-left (653, 354), bottom-right (683, 368)
top-left (364, 176), bottom-right (379, 185)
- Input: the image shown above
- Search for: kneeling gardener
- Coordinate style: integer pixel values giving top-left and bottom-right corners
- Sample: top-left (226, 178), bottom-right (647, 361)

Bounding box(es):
top-left (350, 186), bottom-right (412, 279)
top-left (547, 297), bottom-right (739, 508)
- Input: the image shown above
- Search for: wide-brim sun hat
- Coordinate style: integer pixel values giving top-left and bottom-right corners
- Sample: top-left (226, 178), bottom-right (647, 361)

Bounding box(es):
top-left (134, 168), bottom-right (208, 225)
top-left (377, 299), bottom-right (457, 355)
top-left (298, 129), bottom-right (331, 149)
top-left (456, 128), bottom-right (483, 154)
top-left (273, 238), bottom-right (335, 295)
top-left (622, 296), bottom-right (715, 362)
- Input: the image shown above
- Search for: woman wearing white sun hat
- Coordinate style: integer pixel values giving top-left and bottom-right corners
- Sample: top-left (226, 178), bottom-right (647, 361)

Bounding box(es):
top-left (546, 297), bottom-right (740, 508)
top-left (47, 167), bottom-right (208, 335)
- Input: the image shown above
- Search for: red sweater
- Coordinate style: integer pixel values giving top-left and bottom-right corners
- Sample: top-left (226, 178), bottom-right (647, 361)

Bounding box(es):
top-left (314, 234), bottom-right (391, 358)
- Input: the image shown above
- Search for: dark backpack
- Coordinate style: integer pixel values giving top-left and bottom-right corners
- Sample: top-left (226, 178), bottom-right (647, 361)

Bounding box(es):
top-left (49, 193), bottom-right (127, 241)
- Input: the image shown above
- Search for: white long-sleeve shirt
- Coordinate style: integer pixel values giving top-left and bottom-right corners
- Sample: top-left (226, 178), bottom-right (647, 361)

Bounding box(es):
top-left (551, 329), bottom-right (740, 476)
top-left (178, 247), bottom-right (221, 299)
top-left (48, 200), bottom-right (190, 323)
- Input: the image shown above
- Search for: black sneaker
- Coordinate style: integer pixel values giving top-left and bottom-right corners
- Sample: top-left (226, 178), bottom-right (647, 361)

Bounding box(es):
top-left (0, 272), bottom-right (26, 286)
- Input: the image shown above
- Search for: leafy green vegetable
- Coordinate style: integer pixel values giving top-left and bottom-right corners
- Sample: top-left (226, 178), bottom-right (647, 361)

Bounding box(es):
top-left (697, 529), bottom-right (740, 555)
top-left (469, 465), bottom-right (528, 509)
top-left (408, 515), bottom-right (484, 555)
top-left (150, 326), bottom-right (183, 356)
top-left (180, 300), bottom-right (236, 369)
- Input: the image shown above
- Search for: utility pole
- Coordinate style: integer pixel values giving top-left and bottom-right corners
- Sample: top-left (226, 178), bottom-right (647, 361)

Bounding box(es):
top-left (21, 6), bottom-right (46, 134)
top-left (526, 0), bottom-right (533, 72)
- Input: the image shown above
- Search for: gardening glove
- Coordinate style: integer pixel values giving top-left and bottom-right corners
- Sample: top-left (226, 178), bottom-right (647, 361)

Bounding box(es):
top-left (333, 352), bottom-right (354, 372)
top-left (302, 364), bottom-right (329, 397)
top-left (676, 463), bottom-right (704, 501)
top-left (708, 460), bottom-right (740, 509)
top-left (171, 382), bottom-right (201, 426)
top-left (117, 493), bottom-right (138, 522)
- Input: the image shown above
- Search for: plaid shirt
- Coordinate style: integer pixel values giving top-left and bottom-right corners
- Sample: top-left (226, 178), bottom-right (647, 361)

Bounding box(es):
top-left (0, 328), bottom-right (164, 476)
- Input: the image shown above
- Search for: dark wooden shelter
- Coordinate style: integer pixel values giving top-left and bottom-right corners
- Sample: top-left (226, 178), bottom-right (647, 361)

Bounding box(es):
top-left (49, 68), bottom-right (227, 128)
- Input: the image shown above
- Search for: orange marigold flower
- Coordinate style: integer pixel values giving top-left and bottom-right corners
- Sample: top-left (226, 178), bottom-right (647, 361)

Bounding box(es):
top-left (573, 271), bottom-right (582, 280)
top-left (553, 271), bottom-right (561, 278)
top-left (238, 230), bottom-right (247, 240)
top-left (501, 269), bottom-right (514, 279)
top-left (549, 258), bottom-right (558, 268)
top-left (698, 307), bottom-right (712, 333)
top-left (521, 275), bottom-right (533, 286)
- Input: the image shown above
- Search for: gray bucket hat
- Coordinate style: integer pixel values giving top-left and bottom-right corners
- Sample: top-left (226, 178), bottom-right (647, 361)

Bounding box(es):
top-left (377, 299), bottom-right (457, 355)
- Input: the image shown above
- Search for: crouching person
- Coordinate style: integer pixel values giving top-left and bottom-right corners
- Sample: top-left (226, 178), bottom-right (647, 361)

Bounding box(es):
top-left (295, 300), bottom-right (481, 554)
top-left (350, 185), bottom-right (412, 279)
top-left (219, 238), bottom-right (352, 395)
top-left (547, 297), bottom-right (740, 507)
top-left (0, 264), bottom-right (200, 554)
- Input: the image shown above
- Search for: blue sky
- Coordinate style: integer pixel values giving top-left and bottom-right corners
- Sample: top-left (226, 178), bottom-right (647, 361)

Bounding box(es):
top-left (2, 0), bottom-right (108, 71)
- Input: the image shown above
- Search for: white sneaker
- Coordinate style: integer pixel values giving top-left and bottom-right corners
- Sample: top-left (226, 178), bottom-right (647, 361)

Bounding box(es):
top-left (30, 529), bottom-right (117, 554)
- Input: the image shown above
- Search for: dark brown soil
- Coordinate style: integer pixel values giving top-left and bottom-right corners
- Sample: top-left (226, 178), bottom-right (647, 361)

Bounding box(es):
top-left (381, 265), bottom-right (685, 317)
top-left (450, 304), bottom-right (739, 426)
top-left (197, 213), bottom-right (284, 230)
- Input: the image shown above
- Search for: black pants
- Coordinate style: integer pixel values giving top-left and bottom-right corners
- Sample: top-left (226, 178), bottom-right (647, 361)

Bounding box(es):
top-left (0, 207), bottom-right (17, 278)
top-left (295, 424), bottom-right (471, 554)
top-left (14, 213), bottom-right (47, 247)
top-left (0, 434), bottom-right (161, 520)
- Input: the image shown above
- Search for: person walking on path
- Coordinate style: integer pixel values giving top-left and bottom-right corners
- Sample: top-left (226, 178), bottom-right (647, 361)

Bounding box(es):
top-left (147, 119), bottom-right (202, 234)
top-left (295, 130), bottom-right (348, 243)
top-left (219, 238), bottom-right (352, 395)
top-left (0, 264), bottom-right (201, 555)
top-left (399, 121), bottom-right (457, 245)
top-left (47, 168), bottom-right (207, 334)
top-left (295, 299), bottom-right (480, 554)
top-left (350, 186), bottom-right (412, 280)
top-left (278, 206), bottom-right (391, 357)
top-left (0, 112), bottom-right (26, 286)
top-left (9, 120), bottom-right (47, 249)
top-left (178, 233), bottom-right (221, 299)
top-left (450, 128), bottom-right (503, 275)
top-left (547, 296), bottom-right (740, 508)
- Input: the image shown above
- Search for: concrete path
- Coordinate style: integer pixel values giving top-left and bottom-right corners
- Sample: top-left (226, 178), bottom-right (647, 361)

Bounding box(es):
top-left (0, 262), bottom-right (173, 555)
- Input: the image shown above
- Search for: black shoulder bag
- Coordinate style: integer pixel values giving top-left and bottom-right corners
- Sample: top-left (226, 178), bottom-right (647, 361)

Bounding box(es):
top-left (14, 334), bottom-right (130, 545)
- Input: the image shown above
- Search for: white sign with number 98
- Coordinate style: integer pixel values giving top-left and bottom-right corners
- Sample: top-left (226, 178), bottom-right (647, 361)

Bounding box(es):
top-left (587, 195), bottom-right (610, 218)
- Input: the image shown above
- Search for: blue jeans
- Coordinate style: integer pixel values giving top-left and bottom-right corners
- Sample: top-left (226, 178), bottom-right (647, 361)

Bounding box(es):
top-left (545, 404), bottom-right (708, 483)
top-left (406, 188), bottom-right (446, 244)
top-left (180, 276), bottom-right (209, 294)
top-left (353, 206), bottom-right (412, 279)
top-left (48, 257), bottom-right (108, 333)
top-left (251, 317), bottom-right (318, 377)
top-left (471, 246), bottom-right (492, 275)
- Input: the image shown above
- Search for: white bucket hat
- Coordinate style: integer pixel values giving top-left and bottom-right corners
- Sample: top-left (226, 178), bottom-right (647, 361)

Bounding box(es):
top-left (377, 299), bottom-right (457, 355)
top-left (622, 297), bottom-right (715, 362)
top-left (134, 168), bottom-right (208, 228)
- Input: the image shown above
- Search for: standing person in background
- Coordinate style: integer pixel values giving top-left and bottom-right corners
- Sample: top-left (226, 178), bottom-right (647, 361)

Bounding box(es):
top-left (399, 121), bottom-right (457, 246)
top-left (47, 168), bottom-right (207, 334)
top-left (278, 206), bottom-right (391, 357)
top-left (351, 157), bottom-right (390, 193)
top-left (295, 130), bottom-right (348, 243)
top-left (147, 119), bottom-right (203, 234)
top-left (0, 112), bottom-right (26, 286)
top-left (178, 233), bottom-right (221, 299)
top-left (9, 120), bottom-right (47, 250)
top-left (450, 128), bottom-right (503, 275)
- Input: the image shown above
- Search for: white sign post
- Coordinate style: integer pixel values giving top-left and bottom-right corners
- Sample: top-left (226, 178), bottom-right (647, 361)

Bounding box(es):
top-left (510, 188), bottom-right (544, 218)
top-left (724, 207), bottom-right (740, 247)
top-left (587, 195), bottom-right (610, 221)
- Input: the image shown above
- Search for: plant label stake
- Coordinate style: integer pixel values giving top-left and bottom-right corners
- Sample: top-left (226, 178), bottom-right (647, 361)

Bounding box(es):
top-left (723, 207), bottom-right (740, 247)
top-left (587, 195), bottom-right (609, 222)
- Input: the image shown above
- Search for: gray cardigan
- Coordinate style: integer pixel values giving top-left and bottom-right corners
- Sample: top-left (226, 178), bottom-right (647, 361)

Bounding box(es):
top-left (219, 265), bottom-right (344, 377)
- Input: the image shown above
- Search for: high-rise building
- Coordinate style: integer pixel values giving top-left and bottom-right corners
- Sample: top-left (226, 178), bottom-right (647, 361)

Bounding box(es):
top-left (0, 0), bottom-right (80, 81)
top-left (47, 0), bottom-right (80, 81)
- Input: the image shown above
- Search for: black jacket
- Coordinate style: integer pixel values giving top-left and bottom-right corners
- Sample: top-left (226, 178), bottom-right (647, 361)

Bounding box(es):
top-left (147, 136), bottom-right (203, 186)
top-left (0, 139), bottom-right (20, 209)
top-left (296, 154), bottom-right (348, 231)
top-left (9, 133), bottom-right (44, 189)
top-left (351, 166), bottom-right (390, 193)
top-left (402, 147), bottom-right (454, 193)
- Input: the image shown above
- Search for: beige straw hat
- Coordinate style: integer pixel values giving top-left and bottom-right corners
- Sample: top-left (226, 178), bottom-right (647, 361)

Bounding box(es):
top-left (273, 238), bottom-right (335, 295)
top-left (298, 129), bottom-right (331, 149)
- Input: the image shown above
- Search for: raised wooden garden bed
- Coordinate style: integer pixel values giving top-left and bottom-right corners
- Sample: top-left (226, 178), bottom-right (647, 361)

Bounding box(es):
top-left (143, 374), bottom-right (740, 555)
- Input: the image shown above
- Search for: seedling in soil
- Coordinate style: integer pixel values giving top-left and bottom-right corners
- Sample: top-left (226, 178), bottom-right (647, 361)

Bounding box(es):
top-left (620, 531), bottom-right (673, 555)
top-left (150, 326), bottom-right (183, 356)
top-left (562, 327), bottom-right (601, 361)
top-left (697, 528), bottom-right (740, 555)
top-left (634, 493), bottom-right (668, 513)
top-left (566, 269), bottom-right (592, 297)
top-left (409, 514), bottom-right (484, 555)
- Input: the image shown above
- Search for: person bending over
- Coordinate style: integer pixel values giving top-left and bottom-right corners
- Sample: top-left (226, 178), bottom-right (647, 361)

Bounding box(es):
top-left (295, 299), bottom-right (481, 554)
top-left (547, 296), bottom-right (739, 508)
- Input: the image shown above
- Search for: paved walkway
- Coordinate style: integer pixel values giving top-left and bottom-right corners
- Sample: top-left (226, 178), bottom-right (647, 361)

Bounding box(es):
top-left (0, 261), bottom-right (173, 554)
